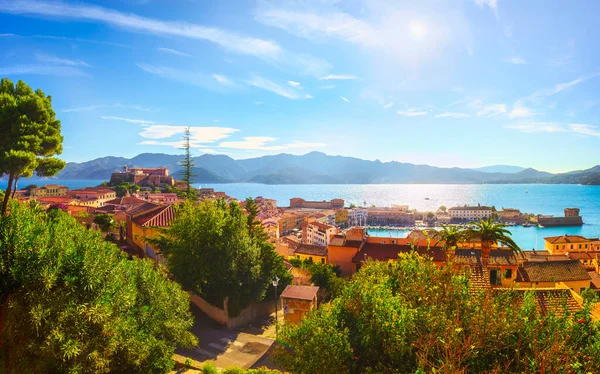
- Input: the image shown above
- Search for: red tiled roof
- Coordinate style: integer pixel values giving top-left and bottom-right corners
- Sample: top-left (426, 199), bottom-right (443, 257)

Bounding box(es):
top-left (454, 249), bottom-right (519, 266)
top-left (126, 202), bottom-right (162, 216)
top-left (294, 244), bottom-right (328, 257)
top-left (495, 288), bottom-right (582, 315)
top-left (281, 285), bottom-right (319, 301)
top-left (352, 242), bottom-right (445, 263)
top-left (131, 205), bottom-right (175, 227)
top-left (329, 235), bottom-right (363, 248)
top-left (105, 196), bottom-right (148, 206)
top-left (35, 196), bottom-right (76, 204)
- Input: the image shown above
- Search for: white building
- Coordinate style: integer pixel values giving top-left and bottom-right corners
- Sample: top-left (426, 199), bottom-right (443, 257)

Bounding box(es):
top-left (348, 208), bottom-right (368, 226)
top-left (305, 221), bottom-right (338, 247)
top-left (448, 205), bottom-right (492, 221)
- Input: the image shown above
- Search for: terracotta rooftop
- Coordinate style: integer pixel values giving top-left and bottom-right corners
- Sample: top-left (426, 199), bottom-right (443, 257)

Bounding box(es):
top-left (131, 205), bottom-right (175, 227)
top-left (544, 235), bottom-right (594, 244)
top-left (522, 250), bottom-right (570, 262)
top-left (105, 196), bottom-right (148, 206)
top-left (294, 244), bottom-right (328, 257)
top-left (126, 202), bottom-right (162, 216)
top-left (516, 260), bottom-right (591, 283)
top-left (308, 221), bottom-right (335, 230)
top-left (352, 242), bottom-right (445, 263)
top-left (280, 285), bottom-right (319, 301)
top-left (329, 235), bottom-right (363, 248)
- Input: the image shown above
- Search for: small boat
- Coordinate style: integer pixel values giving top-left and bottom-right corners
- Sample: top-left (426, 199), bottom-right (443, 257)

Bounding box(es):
top-left (525, 190), bottom-right (529, 193)
top-left (425, 197), bottom-right (430, 200)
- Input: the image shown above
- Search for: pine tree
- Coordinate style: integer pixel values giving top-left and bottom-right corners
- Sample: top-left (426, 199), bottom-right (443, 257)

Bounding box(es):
top-left (179, 127), bottom-right (197, 199)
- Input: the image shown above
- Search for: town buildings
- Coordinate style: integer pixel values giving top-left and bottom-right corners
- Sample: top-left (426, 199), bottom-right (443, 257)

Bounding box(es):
top-left (280, 285), bottom-right (319, 324)
top-left (68, 187), bottom-right (117, 208)
top-left (29, 184), bottom-right (68, 197)
top-left (448, 204), bottom-right (492, 222)
top-left (366, 206), bottom-right (415, 226)
top-left (303, 220), bottom-right (338, 247)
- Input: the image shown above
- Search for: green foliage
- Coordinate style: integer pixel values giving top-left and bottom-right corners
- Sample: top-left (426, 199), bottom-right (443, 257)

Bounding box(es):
top-left (348, 203), bottom-right (357, 209)
top-left (0, 201), bottom-right (197, 373)
top-left (0, 78), bottom-right (65, 215)
top-left (466, 217), bottom-right (521, 253)
top-left (114, 182), bottom-right (140, 197)
top-left (155, 200), bottom-right (292, 317)
top-left (275, 253), bottom-right (600, 373)
top-left (291, 259), bottom-right (345, 302)
top-left (202, 362), bottom-right (219, 374)
top-left (93, 213), bottom-right (115, 232)
top-left (439, 225), bottom-right (465, 250)
top-left (220, 367), bottom-right (283, 374)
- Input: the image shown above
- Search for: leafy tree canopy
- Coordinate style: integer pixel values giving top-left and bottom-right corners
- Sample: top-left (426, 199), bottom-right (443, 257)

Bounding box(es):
top-left (0, 78), bottom-right (65, 215)
top-left (275, 253), bottom-right (600, 373)
top-left (155, 199), bottom-right (292, 317)
top-left (0, 202), bottom-right (197, 373)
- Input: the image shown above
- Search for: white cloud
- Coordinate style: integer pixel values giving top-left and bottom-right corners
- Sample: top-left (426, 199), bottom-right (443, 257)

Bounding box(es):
top-left (305, 94), bottom-right (313, 99)
top-left (383, 102), bottom-right (394, 109)
top-left (570, 124), bottom-right (600, 137)
top-left (506, 121), bottom-right (567, 133)
top-left (341, 96), bottom-right (350, 103)
top-left (288, 80), bottom-right (301, 88)
top-left (0, 0), bottom-right (330, 76)
top-left (212, 74), bottom-right (234, 85)
top-left (35, 52), bottom-right (90, 67)
top-left (434, 112), bottom-right (471, 118)
top-left (474, 0), bottom-right (498, 19)
top-left (530, 73), bottom-right (600, 98)
top-left (157, 47), bottom-right (191, 57)
top-left (246, 76), bottom-right (306, 99)
top-left (508, 105), bottom-right (533, 119)
top-left (219, 136), bottom-right (326, 150)
top-left (141, 125), bottom-right (238, 143)
top-left (320, 74), bottom-right (357, 80)
top-left (397, 108), bottom-right (428, 116)
top-left (505, 57), bottom-right (527, 64)
top-left (477, 104), bottom-right (507, 117)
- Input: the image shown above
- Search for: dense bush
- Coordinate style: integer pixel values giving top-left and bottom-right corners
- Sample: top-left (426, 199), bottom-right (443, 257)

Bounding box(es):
top-left (155, 199), bottom-right (292, 317)
top-left (275, 252), bottom-right (600, 373)
top-left (0, 202), bottom-right (197, 373)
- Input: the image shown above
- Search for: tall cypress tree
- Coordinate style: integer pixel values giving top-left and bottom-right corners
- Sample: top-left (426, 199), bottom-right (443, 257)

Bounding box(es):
top-left (179, 127), bottom-right (197, 198)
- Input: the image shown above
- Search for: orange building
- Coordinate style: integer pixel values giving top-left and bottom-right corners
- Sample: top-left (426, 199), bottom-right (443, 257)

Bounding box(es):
top-left (327, 227), bottom-right (365, 276)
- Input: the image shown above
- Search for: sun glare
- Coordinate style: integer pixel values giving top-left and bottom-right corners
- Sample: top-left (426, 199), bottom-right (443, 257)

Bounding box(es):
top-left (408, 21), bottom-right (427, 38)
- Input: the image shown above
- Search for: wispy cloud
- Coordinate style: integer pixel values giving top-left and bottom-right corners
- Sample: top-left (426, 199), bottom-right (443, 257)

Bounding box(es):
top-left (138, 64), bottom-right (238, 91)
top-left (219, 136), bottom-right (326, 151)
top-left (35, 52), bottom-right (90, 67)
top-left (319, 85), bottom-right (335, 90)
top-left (305, 94), bottom-right (313, 99)
top-left (246, 77), bottom-right (306, 99)
top-left (570, 123), bottom-right (600, 137)
top-left (506, 121), bottom-right (567, 133)
top-left (288, 80), bottom-right (301, 88)
top-left (383, 102), bottom-right (394, 109)
top-left (341, 96), bottom-right (350, 103)
top-left (530, 73), bottom-right (600, 98)
top-left (100, 116), bottom-right (157, 125)
top-left (508, 105), bottom-right (533, 119)
top-left (477, 104), bottom-right (507, 117)
top-left (434, 112), bottom-right (471, 118)
top-left (0, 0), bottom-right (330, 75)
top-left (63, 103), bottom-right (156, 113)
top-left (212, 74), bottom-right (234, 85)
top-left (157, 47), bottom-right (191, 57)
top-left (549, 38), bottom-right (575, 68)
top-left (320, 74), bottom-right (357, 81)
top-left (505, 57), bottom-right (527, 65)
top-left (0, 64), bottom-right (88, 76)
top-left (397, 108), bottom-right (428, 117)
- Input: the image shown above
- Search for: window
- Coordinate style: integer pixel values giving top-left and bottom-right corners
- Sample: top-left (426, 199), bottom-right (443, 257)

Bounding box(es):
top-left (579, 244), bottom-right (582, 249)
top-left (504, 269), bottom-right (513, 279)
top-left (321, 258), bottom-right (325, 264)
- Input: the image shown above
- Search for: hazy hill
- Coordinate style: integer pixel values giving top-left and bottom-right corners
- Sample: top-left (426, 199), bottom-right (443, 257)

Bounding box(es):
top-left (38, 152), bottom-right (600, 185)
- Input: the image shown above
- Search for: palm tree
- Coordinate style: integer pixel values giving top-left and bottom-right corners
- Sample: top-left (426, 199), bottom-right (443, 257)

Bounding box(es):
top-left (439, 225), bottom-right (464, 262)
top-left (465, 217), bottom-right (521, 265)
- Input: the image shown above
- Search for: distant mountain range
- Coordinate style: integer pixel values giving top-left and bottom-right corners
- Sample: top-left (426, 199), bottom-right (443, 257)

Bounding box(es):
top-left (17, 152), bottom-right (600, 185)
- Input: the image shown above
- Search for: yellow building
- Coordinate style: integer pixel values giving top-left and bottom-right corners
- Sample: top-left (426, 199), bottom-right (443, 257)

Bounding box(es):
top-left (261, 218), bottom-right (280, 241)
top-left (290, 243), bottom-right (328, 264)
top-left (279, 212), bottom-right (307, 235)
top-left (515, 260), bottom-right (591, 295)
top-left (335, 208), bottom-right (348, 224)
top-left (30, 184), bottom-right (69, 197)
top-left (544, 235), bottom-right (595, 253)
top-left (126, 203), bottom-right (174, 263)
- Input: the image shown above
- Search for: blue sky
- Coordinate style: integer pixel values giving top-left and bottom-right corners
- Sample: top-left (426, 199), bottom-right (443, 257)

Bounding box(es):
top-left (1, 0), bottom-right (599, 172)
